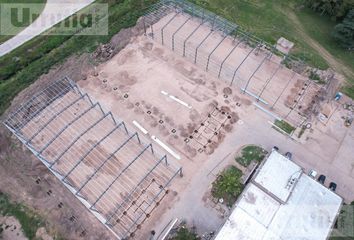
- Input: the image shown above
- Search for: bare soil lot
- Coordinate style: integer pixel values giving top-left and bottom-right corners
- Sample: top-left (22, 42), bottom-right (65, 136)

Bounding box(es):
top-left (1, 9), bottom-right (353, 240)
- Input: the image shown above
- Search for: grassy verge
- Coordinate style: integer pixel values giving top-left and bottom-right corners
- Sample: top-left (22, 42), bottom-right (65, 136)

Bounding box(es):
top-left (0, 0), bottom-right (157, 115)
top-left (211, 166), bottom-right (243, 207)
top-left (274, 120), bottom-right (296, 134)
top-left (0, 192), bottom-right (44, 239)
top-left (294, 7), bottom-right (354, 78)
top-left (169, 225), bottom-right (199, 240)
top-left (192, 0), bottom-right (329, 69)
top-left (329, 201), bottom-right (354, 240)
top-left (0, 0), bottom-right (47, 44)
top-left (235, 145), bottom-right (267, 167)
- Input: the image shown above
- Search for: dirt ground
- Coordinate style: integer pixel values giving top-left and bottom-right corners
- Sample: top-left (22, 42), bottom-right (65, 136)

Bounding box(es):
top-left (0, 13), bottom-right (353, 240)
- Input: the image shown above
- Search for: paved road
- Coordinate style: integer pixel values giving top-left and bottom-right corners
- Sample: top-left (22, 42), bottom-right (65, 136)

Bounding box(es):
top-left (0, 0), bottom-right (95, 57)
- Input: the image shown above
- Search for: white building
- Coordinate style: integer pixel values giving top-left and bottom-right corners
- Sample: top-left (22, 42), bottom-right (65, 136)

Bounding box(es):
top-left (215, 151), bottom-right (343, 240)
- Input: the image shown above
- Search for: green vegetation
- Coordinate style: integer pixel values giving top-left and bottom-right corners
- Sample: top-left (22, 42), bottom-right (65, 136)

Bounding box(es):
top-left (192, 0), bottom-right (329, 69)
top-left (297, 125), bottom-right (306, 138)
top-left (0, 0), bottom-right (157, 115)
top-left (274, 120), bottom-right (296, 135)
top-left (304, 0), bottom-right (354, 21)
top-left (0, 192), bottom-right (44, 239)
top-left (0, 0), bottom-right (47, 44)
top-left (329, 201), bottom-right (354, 240)
top-left (211, 166), bottom-right (243, 207)
top-left (309, 70), bottom-right (321, 81)
top-left (235, 145), bottom-right (267, 167)
top-left (192, 0), bottom-right (354, 96)
top-left (332, 9), bottom-right (354, 49)
top-left (169, 226), bottom-right (199, 240)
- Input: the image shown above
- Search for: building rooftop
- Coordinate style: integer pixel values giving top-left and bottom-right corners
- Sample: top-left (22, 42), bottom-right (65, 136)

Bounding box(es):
top-left (254, 151), bottom-right (302, 202)
top-left (215, 151), bottom-right (343, 240)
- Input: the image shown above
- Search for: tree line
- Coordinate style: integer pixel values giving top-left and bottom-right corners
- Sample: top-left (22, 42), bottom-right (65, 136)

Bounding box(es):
top-left (304, 0), bottom-right (354, 49)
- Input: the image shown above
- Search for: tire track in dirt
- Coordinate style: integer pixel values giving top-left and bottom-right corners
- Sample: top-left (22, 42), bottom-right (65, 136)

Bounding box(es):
top-left (286, 9), bottom-right (354, 80)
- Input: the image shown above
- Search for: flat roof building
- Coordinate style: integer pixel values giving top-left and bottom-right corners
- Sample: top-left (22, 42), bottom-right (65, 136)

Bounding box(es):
top-left (215, 151), bottom-right (342, 240)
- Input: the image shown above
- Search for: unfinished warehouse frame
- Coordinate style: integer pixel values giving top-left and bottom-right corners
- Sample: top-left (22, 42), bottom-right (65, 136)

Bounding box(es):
top-left (143, 0), bottom-right (328, 126)
top-left (3, 77), bottom-right (182, 240)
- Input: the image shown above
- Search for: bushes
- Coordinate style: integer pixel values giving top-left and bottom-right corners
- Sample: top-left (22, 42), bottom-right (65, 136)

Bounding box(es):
top-left (211, 166), bottom-right (243, 207)
top-left (0, 192), bottom-right (44, 239)
top-left (235, 145), bottom-right (267, 167)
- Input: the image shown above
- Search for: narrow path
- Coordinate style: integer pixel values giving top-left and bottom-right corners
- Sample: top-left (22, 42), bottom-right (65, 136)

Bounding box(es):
top-left (286, 10), bottom-right (354, 79)
top-left (0, 0), bottom-right (95, 57)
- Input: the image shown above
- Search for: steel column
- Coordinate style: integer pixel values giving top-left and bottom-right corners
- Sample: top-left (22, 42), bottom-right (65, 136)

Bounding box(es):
top-left (50, 112), bottom-right (110, 167)
top-left (76, 132), bottom-right (140, 195)
top-left (194, 30), bottom-right (213, 63)
top-left (26, 93), bottom-right (88, 144)
top-left (257, 64), bottom-right (282, 102)
top-left (285, 80), bottom-right (311, 118)
top-left (182, 21), bottom-right (203, 57)
top-left (38, 103), bottom-right (98, 155)
top-left (218, 37), bottom-right (244, 78)
top-left (230, 45), bottom-right (258, 86)
top-left (62, 121), bottom-right (124, 181)
top-left (161, 12), bottom-right (179, 45)
top-left (90, 143), bottom-right (153, 209)
top-left (172, 16), bottom-right (192, 51)
top-left (205, 34), bottom-right (228, 71)
top-left (243, 54), bottom-right (269, 93)
top-left (271, 72), bottom-right (296, 109)
top-left (107, 155), bottom-right (167, 224)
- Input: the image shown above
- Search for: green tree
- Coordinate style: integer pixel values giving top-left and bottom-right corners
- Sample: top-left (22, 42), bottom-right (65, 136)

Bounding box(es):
top-left (332, 9), bottom-right (354, 49)
top-left (304, 0), bottom-right (354, 20)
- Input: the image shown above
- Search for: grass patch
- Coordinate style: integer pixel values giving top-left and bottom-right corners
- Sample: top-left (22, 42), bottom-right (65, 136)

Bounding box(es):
top-left (191, 0), bottom-right (329, 69)
top-left (342, 84), bottom-right (354, 100)
top-left (329, 201), bottom-right (354, 240)
top-left (0, 192), bottom-right (44, 239)
top-left (169, 226), bottom-right (199, 240)
top-left (0, 0), bottom-right (47, 44)
top-left (274, 119), bottom-right (296, 134)
top-left (0, 0), bottom-right (157, 115)
top-left (294, 7), bottom-right (354, 80)
top-left (235, 145), bottom-right (267, 167)
top-left (192, 0), bottom-right (353, 83)
top-left (211, 166), bottom-right (243, 207)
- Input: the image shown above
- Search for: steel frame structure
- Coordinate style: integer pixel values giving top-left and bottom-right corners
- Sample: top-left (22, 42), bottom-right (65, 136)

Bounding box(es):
top-left (143, 0), bottom-right (327, 127)
top-left (3, 77), bottom-right (182, 240)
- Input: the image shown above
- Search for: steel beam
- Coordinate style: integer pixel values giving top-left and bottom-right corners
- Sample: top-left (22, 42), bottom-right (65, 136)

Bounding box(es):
top-left (124, 165), bottom-right (181, 233)
top-left (107, 155), bottom-right (167, 224)
top-left (243, 53), bottom-right (269, 93)
top-left (285, 80), bottom-right (311, 118)
top-left (38, 103), bottom-right (98, 155)
top-left (161, 12), bottom-right (179, 45)
top-left (230, 44), bottom-right (259, 86)
top-left (271, 72), bottom-right (296, 109)
top-left (218, 37), bottom-right (244, 78)
top-left (183, 21), bottom-right (203, 57)
top-left (172, 16), bottom-right (191, 51)
top-left (62, 121), bottom-right (124, 181)
top-left (15, 82), bottom-right (73, 130)
top-left (90, 140), bottom-right (152, 209)
top-left (194, 30), bottom-right (213, 64)
top-left (205, 34), bottom-right (228, 71)
top-left (50, 112), bottom-right (110, 167)
top-left (26, 93), bottom-right (88, 144)
top-left (6, 78), bottom-right (69, 126)
top-left (76, 132), bottom-right (139, 195)
top-left (257, 64), bottom-right (282, 101)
